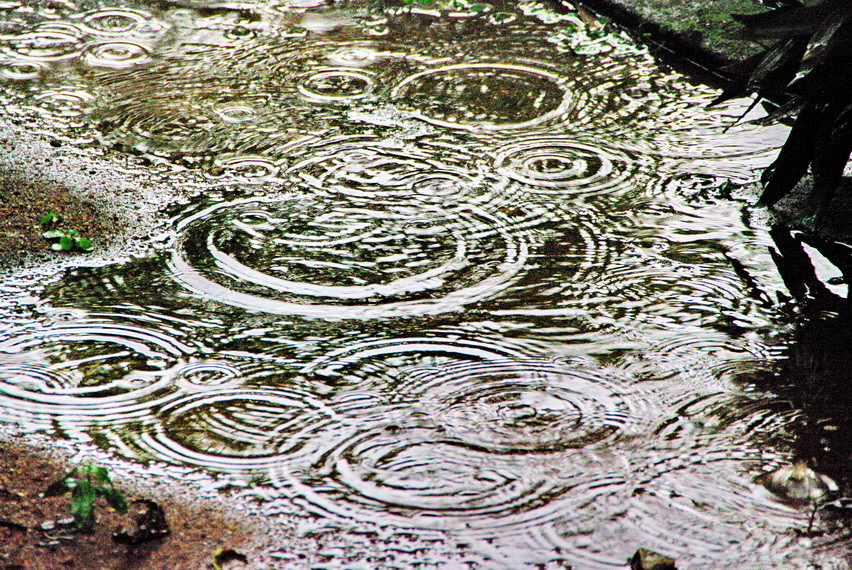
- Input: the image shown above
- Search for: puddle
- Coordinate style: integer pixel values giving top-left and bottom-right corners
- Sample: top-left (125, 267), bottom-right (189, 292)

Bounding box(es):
top-left (1, 0), bottom-right (849, 566)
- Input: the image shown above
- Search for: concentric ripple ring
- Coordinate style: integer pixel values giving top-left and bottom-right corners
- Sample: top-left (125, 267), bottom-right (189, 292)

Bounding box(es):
top-left (170, 197), bottom-right (530, 319)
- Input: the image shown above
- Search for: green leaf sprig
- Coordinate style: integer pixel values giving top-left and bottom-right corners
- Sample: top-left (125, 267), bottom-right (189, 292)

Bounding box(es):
top-left (42, 228), bottom-right (93, 252)
top-left (43, 463), bottom-right (128, 532)
top-left (40, 211), bottom-right (93, 252)
top-left (40, 209), bottom-right (63, 226)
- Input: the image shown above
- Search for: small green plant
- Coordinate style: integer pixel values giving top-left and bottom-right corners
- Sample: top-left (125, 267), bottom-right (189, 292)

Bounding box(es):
top-left (40, 209), bottom-right (63, 226)
top-left (42, 228), bottom-right (93, 252)
top-left (43, 464), bottom-right (128, 532)
top-left (40, 211), bottom-right (93, 251)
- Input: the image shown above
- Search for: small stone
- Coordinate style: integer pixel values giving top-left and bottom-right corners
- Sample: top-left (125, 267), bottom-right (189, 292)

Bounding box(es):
top-left (56, 517), bottom-right (75, 527)
top-left (756, 462), bottom-right (838, 504)
top-left (629, 548), bottom-right (676, 570)
top-left (40, 521), bottom-right (55, 531)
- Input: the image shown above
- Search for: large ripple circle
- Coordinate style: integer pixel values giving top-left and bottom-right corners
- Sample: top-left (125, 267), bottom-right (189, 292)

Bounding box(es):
top-left (0, 321), bottom-right (192, 422)
top-left (271, 422), bottom-right (592, 533)
top-left (391, 63), bottom-right (572, 131)
top-left (409, 361), bottom-right (654, 452)
top-left (128, 388), bottom-right (339, 474)
top-left (493, 138), bottom-right (637, 196)
top-left (170, 197), bottom-right (529, 318)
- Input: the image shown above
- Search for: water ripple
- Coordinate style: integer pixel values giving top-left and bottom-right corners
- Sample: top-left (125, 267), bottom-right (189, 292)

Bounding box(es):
top-left (271, 423), bottom-right (626, 535)
top-left (297, 67), bottom-right (377, 102)
top-left (391, 62), bottom-right (572, 131)
top-left (406, 361), bottom-right (655, 452)
top-left (128, 387), bottom-right (340, 474)
top-left (171, 197), bottom-right (531, 318)
top-left (1, 22), bottom-right (85, 62)
top-left (286, 134), bottom-right (507, 206)
top-left (493, 137), bottom-right (641, 197)
top-left (78, 9), bottom-right (152, 36)
top-left (0, 320), bottom-right (195, 424)
top-left (82, 40), bottom-right (150, 68)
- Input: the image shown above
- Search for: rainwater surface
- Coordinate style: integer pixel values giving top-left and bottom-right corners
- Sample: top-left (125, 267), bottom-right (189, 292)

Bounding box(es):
top-left (0, 0), bottom-right (848, 567)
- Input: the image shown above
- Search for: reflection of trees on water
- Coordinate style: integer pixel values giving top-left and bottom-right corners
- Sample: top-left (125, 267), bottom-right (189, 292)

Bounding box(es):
top-left (759, 227), bottom-right (852, 495)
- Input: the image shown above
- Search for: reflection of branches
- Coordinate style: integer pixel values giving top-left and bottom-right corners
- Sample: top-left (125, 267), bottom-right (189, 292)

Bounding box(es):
top-left (769, 226), bottom-right (852, 312)
top-left (763, 227), bottom-right (852, 489)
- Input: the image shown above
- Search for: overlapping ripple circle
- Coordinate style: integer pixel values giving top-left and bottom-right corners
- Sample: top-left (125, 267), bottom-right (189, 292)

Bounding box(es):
top-left (0, 0), bottom-right (823, 567)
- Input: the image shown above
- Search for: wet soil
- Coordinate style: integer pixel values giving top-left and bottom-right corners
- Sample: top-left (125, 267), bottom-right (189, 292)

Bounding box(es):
top-left (0, 438), bottom-right (259, 570)
top-left (0, 167), bottom-right (120, 267)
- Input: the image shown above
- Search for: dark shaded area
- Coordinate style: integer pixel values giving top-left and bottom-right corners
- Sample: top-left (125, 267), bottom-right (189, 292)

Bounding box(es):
top-left (753, 228), bottom-right (852, 496)
top-left (113, 499), bottom-right (171, 545)
top-left (552, 0), bottom-right (762, 89)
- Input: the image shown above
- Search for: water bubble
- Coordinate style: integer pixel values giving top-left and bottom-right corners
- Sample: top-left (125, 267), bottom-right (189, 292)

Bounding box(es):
top-left (224, 26), bottom-right (256, 40)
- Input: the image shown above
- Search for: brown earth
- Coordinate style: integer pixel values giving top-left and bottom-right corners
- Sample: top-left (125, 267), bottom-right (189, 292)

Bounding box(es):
top-left (0, 168), bottom-right (121, 267)
top-left (0, 438), bottom-right (260, 570)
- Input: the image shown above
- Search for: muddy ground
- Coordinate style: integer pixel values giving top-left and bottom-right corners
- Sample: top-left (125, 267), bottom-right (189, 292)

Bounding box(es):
top-left (0, 167), bottom-right (119, 267)
top-left (0, 437), bottom-right (264, 570)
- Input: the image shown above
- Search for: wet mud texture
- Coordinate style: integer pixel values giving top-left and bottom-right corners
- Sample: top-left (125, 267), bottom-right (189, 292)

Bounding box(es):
top-left (0, 166), bottom-right (119, 267)
top-left (0, 440), bottom-right (256, 569)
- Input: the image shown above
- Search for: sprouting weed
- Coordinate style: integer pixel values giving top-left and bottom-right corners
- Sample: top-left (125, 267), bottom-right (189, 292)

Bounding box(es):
top-left (43, 463), bottom-right (128, 532)
top-left (42, 228), bottom-right (94, 252)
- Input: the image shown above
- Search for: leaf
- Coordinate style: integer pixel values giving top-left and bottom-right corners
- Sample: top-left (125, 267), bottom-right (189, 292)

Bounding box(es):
top-left (71, 480), bottom-right (98, 531)
top-left (42, 230), bottom-right (65, 239)
top-left (94, 466), bottom-right (112, 487)
top-left (758, 102), bottom-right (822, 206)
top-left (59, 235), bottom-right (74, 251)
top-left (67, 229), bottom-right (78, 237)
top-left (40, 210), bottom-right (62, 225)
top-left (102, 487), bottom-right (128, 514)
top-left (75, 237), bottom-right (93, 251)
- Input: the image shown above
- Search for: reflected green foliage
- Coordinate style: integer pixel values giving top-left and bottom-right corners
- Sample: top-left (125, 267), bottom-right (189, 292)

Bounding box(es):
top-left (43, 464), bottom-right (128, 532)
top-left (717, 0), bottom-right (852, 219)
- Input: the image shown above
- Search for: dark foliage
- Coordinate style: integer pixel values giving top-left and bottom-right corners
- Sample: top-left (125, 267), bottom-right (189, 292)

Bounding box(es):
top-left (715, 0), bottom-right (852, 216)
